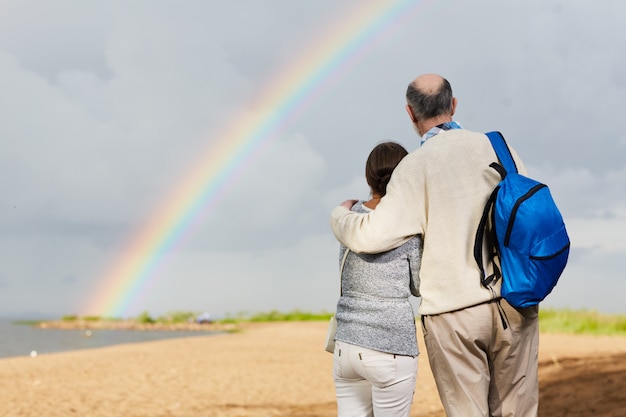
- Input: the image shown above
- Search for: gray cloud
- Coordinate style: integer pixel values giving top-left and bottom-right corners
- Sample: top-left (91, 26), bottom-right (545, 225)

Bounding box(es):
top-left (0, 0), bottom-right (624, 318)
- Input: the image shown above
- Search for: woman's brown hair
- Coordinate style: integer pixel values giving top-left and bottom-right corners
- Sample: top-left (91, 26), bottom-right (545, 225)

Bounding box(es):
top-left (365, 142), bottom-right (408, 197)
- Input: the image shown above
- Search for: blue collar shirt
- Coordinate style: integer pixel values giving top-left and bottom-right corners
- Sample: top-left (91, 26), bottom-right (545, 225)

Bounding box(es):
top-left (421, 121), bottom-right (463, 146)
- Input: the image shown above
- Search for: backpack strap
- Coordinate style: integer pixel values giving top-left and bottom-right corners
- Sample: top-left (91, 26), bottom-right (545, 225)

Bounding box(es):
top-left (474, 132), bottom-right (513, 293)
top-left (485, 131), bottom-right (518, 175)
top-left (473, 186), bottom-right (501, 288)
top-left (339, 248), bottom-right (350, 296)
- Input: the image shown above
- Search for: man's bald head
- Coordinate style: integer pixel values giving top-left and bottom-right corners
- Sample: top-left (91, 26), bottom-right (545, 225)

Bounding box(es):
top-left (414, 73), bottom-right (446, 95)
top-left (405, 74), bottom-right (455, 122)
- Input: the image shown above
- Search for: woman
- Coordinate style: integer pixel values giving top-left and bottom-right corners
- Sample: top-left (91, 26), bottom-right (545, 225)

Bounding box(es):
top-left (333, 141), bottom-right (423, 417)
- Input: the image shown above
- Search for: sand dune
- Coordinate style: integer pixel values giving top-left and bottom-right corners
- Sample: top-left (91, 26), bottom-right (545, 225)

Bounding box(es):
top-left (0, 321), bottom-right (624, 417)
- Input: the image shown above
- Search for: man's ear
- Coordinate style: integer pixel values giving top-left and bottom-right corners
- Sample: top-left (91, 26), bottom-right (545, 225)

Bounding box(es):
top-left (405, 104), bottom-right (417, 123)
top-left (451, 97), bottom-right (458, 116)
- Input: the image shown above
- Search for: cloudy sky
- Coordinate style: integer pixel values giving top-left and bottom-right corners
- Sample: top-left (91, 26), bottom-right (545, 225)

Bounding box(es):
top-left (1, 0), bottom-right (624, 319)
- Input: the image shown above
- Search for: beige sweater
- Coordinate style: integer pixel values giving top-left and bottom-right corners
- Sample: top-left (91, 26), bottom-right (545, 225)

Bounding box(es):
top-left (330, 129), bottom-right (527, 315)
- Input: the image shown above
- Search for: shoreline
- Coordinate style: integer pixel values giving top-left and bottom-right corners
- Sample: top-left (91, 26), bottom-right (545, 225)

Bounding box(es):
top-left (34, 319), bottom-right (240, 332)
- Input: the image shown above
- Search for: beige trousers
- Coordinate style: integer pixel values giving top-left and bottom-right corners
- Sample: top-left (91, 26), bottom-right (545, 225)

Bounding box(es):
top-left (421, 299), bottom-right (539, 417)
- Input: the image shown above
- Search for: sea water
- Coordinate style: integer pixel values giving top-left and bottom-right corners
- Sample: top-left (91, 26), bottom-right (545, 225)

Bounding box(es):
top-left (0, 319), bottom-right (219, 359)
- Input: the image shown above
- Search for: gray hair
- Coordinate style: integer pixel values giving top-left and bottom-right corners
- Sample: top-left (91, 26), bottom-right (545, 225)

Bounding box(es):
top-left (405, 77), bottom-right (454, 120)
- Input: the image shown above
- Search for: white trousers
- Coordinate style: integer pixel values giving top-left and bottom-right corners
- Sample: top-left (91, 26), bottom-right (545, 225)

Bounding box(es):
top-left (333, 341), bottom-right (418, 417)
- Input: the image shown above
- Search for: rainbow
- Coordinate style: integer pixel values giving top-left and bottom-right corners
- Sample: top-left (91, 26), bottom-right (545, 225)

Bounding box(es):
top-left (85, 0), bottom-right (434, 317)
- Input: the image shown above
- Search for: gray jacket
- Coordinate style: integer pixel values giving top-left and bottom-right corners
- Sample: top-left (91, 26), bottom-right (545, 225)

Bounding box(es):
top-left (334, 201), bottom-right (422, 356)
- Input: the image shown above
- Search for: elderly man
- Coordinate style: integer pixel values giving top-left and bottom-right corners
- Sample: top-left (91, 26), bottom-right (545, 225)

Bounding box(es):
top-left (330, 74), bottom-right (539, 417)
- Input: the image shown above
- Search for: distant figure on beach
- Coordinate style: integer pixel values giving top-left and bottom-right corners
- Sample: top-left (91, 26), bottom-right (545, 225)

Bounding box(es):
top-left (331, 141), bottom-right (422, 417)
top-left (330, 74), bottom-right (540, 416)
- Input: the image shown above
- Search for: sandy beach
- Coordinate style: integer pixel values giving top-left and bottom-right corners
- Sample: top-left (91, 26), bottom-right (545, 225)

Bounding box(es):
top-left (0, 321), bottom-right (625, 417)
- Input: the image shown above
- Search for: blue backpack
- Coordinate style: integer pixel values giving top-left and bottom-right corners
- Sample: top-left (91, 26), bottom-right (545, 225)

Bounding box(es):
top-left (474, 131), bottom-right (570, 308)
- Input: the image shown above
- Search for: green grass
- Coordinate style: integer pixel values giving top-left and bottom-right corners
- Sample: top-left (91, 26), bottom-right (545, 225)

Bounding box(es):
top-left (22, 308), bottom-right (626, 336)
top-left (539, 308), bottom-right (626, 335)
top-left (157, 311), bottom-right (198, 323)
top-left (240, 309), bottom-right (333, 322)
top-left (212, 309), bottom-right (334, 324)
